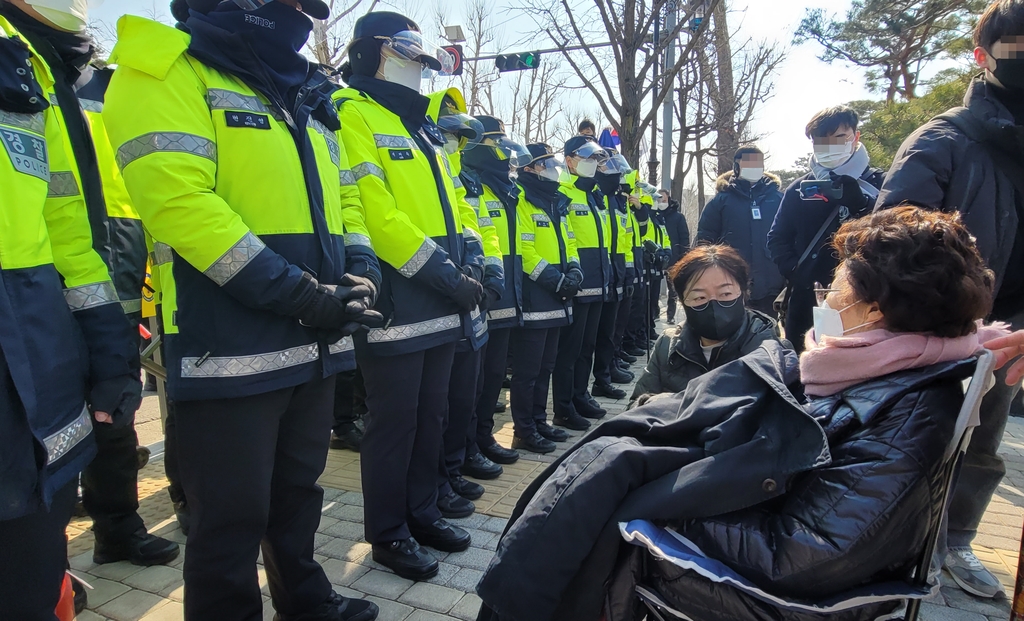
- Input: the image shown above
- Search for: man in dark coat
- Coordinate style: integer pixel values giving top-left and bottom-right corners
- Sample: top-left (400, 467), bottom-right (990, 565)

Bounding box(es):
top-left (767, 105), bottom-right (884, 353)
top-left (696, 147), bottom-right (785, 315)
top-left (476, 342), bottom-right (831, 621)
top-left (872, 1), bottom-right (1024, 599)
top-left (660, 193), bottom-right (690, 323)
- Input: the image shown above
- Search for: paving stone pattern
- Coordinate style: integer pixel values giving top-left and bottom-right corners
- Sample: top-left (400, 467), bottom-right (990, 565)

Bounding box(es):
top-left (66, 320), bottom-right (1022, 620)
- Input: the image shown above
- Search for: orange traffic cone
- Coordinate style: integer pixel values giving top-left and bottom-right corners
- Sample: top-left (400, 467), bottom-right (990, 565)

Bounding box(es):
top-left (55, 572), bottom-right (75, 621)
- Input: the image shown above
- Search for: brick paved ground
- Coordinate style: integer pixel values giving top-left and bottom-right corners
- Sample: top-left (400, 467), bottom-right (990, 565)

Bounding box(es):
top-left (65, 321), bottom-right (1024, 620)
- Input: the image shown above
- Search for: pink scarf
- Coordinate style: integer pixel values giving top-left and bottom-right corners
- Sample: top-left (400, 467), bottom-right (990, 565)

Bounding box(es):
top-left (800, 322), bottom-right (1011, 397)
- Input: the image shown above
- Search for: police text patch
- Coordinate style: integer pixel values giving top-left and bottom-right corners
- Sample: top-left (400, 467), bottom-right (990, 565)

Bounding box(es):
top-left (537, 221), bottom-right (550, 227)
top-left (489, 210), bottom-right (502, 218)
top-left (389, 148), bottom-right (414, 160)
top-left (1, 126), bottom-right (49, 181)
top-left (225, 112), bottom-right (270, 129)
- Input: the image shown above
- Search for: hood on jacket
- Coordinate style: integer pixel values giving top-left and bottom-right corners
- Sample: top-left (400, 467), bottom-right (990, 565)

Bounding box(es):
top-left (715, 170), bottom-right (782, 192)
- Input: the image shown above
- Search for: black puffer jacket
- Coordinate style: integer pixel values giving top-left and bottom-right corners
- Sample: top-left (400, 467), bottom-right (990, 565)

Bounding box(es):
top-left (641, 357), bottom-right (974, 621)
top-left (697, 172), bottom-right (786, 301)
top-left (630, 309), bottom-right (784, 402)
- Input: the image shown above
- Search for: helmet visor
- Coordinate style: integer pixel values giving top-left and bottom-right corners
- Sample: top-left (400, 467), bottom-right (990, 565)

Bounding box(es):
top-left (437, 113), bottom-right (484, 150)
top-left (599, 152), bottom-right (631, 174)
top-left (487, 135), bottom-right (532, 168)
top-left (378, 30), bottom-right (454, 74)
top-left (524, 154), bottom-right (565, 182)
top-left (570, 141), bottom-right (609, 163)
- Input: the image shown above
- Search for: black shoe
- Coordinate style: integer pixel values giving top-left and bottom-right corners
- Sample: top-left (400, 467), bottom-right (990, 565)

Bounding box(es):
top-left (615, 358), bottom-right (631, 370)
top-left (273, 591), bottom-right (379, 621)
top-left (493, 400), bottom-right (507, 413)
top-left (463, 453), bottom-right (503, 480)
top-left (593, 383), bottom-right (627, 399)
top-left (372, 538), bottom-right (438, 581)
top-left (512, 431), bottom-right (557, 454)
top-left (70, 573), bottom-right (87, 615)
top-left (619, 352), bottom-right (638, 363)
top-left (410, 519), bottom-right (472, 552)
top-left (143, 375), bottom-right (158, 393)
top-left (480, 442), bottom-right (520, 465)
top-left (502, 376), bottom-right (511, 388)
top-left (610, 367), bottom-right (634, 384)
top-left (450, 475), bottom-right (485, 500)
top-left (536, 421), bottom-right (570, 442)
top-left (574, 397), bottom-right (607, 420)
top-left (93, 528), bottom-right (180, 566)
top-left (174, 501), bottom-right (191, 537)
top-left (136, 445), bottom-right (151, 470)
top-left (553, 411), bottom-right (591, 431)
top-left (437, 490), bottom-right (475, 518)
top-left (330, 428), bottom-right (363, 452)
top-left (625, 345), bottom-right (646, 357)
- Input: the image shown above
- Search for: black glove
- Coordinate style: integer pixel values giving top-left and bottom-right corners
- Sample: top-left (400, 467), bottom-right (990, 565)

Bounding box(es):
top-left (339, 272), bottom-right (378, 306)
top-left (89, 375), bottom-right (143, 428)
top-left (480, 287), bottom-right (501, 312)
top-left (566, 266), bottom-right (584, 287)
top-left (625, 283), bottom-right (635, 298)
top-left (831, 173), bottom-right (870, 213)
top-left (556, 274), bottom-right (581, 300)
top-left (451, 273), bottom-right (485, 311)
top-left (294, 272), bottom-right (384, 333)
top-left (461, 262), bottom-right (484, 284)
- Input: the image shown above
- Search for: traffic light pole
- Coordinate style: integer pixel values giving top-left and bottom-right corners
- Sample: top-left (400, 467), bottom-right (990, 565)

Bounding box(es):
top-left (661, 2), bottom-right (677, 193)
top-left (462, 41), bottom-right (614, 63)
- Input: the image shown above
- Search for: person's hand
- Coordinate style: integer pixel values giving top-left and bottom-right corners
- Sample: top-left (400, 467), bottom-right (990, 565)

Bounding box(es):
top-left (294, 272), bottom-right (383, 330)
top-left (985, 330), bottom-right (1024, 384)
top-left (338, 273), bottom-right (378, 306)
top-left (89, 376), bottom-right (143, 428)
top-left (625, 283), bottom-right (635, 298)
top-left (480, 287), bottom-right (501, 312)
top-left (450, 273), bottom-right (485, 311)
top-left (628, 195), bottom-right (641, 208)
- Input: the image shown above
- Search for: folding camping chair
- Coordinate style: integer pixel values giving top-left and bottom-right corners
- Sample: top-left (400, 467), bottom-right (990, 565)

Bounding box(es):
top-left (623, 350), bottom-right (997, 621)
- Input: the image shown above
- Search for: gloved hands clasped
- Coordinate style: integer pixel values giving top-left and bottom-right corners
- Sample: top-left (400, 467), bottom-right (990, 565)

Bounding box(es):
top-left (450, 273), bottom-right (485, 311)
top-left (294, 272), bottom-right (384, 335)
top-left (556, 266), bottom-right (584, 301)
top-left (642, 240), bottom-right (660, 265)
top-left (90, 375), bottom-right (143, 428)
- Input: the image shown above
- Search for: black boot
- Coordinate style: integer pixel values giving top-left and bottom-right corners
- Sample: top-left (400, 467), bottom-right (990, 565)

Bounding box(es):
top-left (437, 490), bottom-right (475, 519)
top-left (372, 538), bottom-right (438, 581)
top-left (272, 591), bottom-right (379, 621)
top-left (330, 428), bottom-right (363, 452)
top-left (552, 411), bottom-right (591, 431)
top-left (463, 453), bottom-right (503, 479)
top-left (174, 501), bottom-right (191, 537)
top-left (450, 475), bottom-right (485, 500)
top-left (511, 431), bottom-right (556, 454)
top-left (493, 401), bottom-right (507, 413)
top-left (619, 352), bottom-right (638, 363)
top-left (410, 519), bottom-right (472, 552)
top-left (535, 422), bottom-right (569, 442)
top-left (609, 367), bottom-right (635, 384)
top-left (574, 397), bottom-right (607, 420)
top-left (93, 528), bottom-right (180, 566)
top-left (593, 382), bottom-right (627, 399)
top-left (480, 442), bottom-right (520, 465)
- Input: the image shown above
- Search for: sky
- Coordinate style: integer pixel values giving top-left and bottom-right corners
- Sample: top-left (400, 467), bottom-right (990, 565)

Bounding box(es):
top-left (86, 0), bottom-right (945, 177)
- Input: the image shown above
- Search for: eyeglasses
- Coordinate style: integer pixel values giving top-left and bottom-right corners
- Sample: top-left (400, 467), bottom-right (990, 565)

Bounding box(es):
top-left (813, 282), bottom-right (840, 305)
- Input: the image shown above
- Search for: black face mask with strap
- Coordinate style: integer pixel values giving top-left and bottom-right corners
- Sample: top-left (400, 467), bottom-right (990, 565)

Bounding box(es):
top-left (463, 143), bottom-right (520, 208)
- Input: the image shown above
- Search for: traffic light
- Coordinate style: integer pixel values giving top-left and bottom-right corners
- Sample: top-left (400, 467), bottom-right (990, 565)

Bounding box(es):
top-left (441, 44), bottom-right (464, 77)
top-left (495, 52), bottom-right (542, 72)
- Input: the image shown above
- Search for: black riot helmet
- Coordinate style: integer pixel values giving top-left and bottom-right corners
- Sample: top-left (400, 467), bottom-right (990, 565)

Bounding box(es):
top-left (341, 12), bottom-right (453, 80)
top-left (185, 0), bottom-right (330, 20)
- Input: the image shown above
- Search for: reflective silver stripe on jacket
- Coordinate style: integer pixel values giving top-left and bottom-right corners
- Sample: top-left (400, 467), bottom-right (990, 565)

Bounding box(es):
top-left (367, 313), bottom-right (461, 343)
top-left (339, 169), bottom-right (357, 187)
top-left (486, 201), bottom-right (501, 211)
top-left (120, 299), bottom-right (143, 314)
top-left (397, 237), bottom-right (437, 278)
top-left (478, 217), bottom-right (494, 228)
top-left (567, 231), bottom-right (576, 239)
top-left (47, 171), bottom-right (79, 197)
top-left (116, 132), bottom-right (217, 170)
top-left (204, 232), bottom-right (266, 286)
top-left (576, 287), bottom-right (603, 297)
top-left (45, 405), bottom-right (92, 464)
top-left (374, 134), bottom-right (414, 149)
top-left (79, 98), bottom-right (103, 113)
top-left (529, 259), bottom-right (549, 281)
top-left (466, 197), bottom-right (480, 208)
top-left (487, 307), bottom-right (517, 321)
top-left (523, 309), bottom-right (566, 322)
top-left (521, 233), bottom-right (535, 242)
top-left (181, 343), bottom-right (319, 378)
top-left (151, 242), bottom-right (174, 266)
top-left (65, 282), bottom-right (119, 311)
top-left (616, 287), bottom-right (624, 296)
top-left (353, 161), bottom-right (386, 182)
top-left (309, 119), bottom-right (341, 166)
top-left (452, 176), bottom-right (464, 189)
top-left (464, 227), bottom-right (482, 242)
top-left (344, 233), bottom-right (372, 249)
top-left (207, 89), bottom-right (280, 118)
top-left (0, 109), bottom-right (45, 134)
top-left (484, 256), bottom-right (502, 267)
top-left (532, 213), bottom-right (550, 223)
top-left (329, 336), bottom-right (354, 355)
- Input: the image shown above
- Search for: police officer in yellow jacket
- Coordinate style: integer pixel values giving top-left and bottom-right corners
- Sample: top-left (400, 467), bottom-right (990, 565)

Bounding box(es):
top-left (0, 0), bottom-right (182, 569)
top-left (0, 7), bottom-right (139, 618)
top-left (511, 144), bottom-right (580, 454)
top-left (104, 1), bottom-right (382, 619)
top-left (552, 136), bottom-right (611, 431)
top-left (334, 12), bottom-right (483, 581)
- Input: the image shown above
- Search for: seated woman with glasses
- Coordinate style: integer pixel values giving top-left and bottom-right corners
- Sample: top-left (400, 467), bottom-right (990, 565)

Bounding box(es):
top-left (630, 244), bottom-right (786, 405)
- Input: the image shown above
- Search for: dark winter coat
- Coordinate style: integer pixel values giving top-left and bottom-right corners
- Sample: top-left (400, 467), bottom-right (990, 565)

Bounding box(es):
top-left (876, 76), bottom-right (1022, 319)
top-left (696, 172), bottom-right (785, 301)
top-left (630, 308), bottom-right (784, 402)
top-left (476, 342), bottom-right (831, 621)
top-left (663, 207), bottom-right (691, 264)
top-left (624, 356), bottom-right (974, 621)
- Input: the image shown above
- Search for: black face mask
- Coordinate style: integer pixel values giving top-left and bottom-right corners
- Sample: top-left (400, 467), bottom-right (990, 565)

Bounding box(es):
top-left (683, 299), bottom-right (746, 342)
top-left (994, 57), bottom-right (1024, 93)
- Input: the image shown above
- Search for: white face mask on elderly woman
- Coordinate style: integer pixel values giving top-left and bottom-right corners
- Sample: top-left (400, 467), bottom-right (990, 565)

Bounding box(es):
top-left (811, 298), bottom-right (880, 344)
